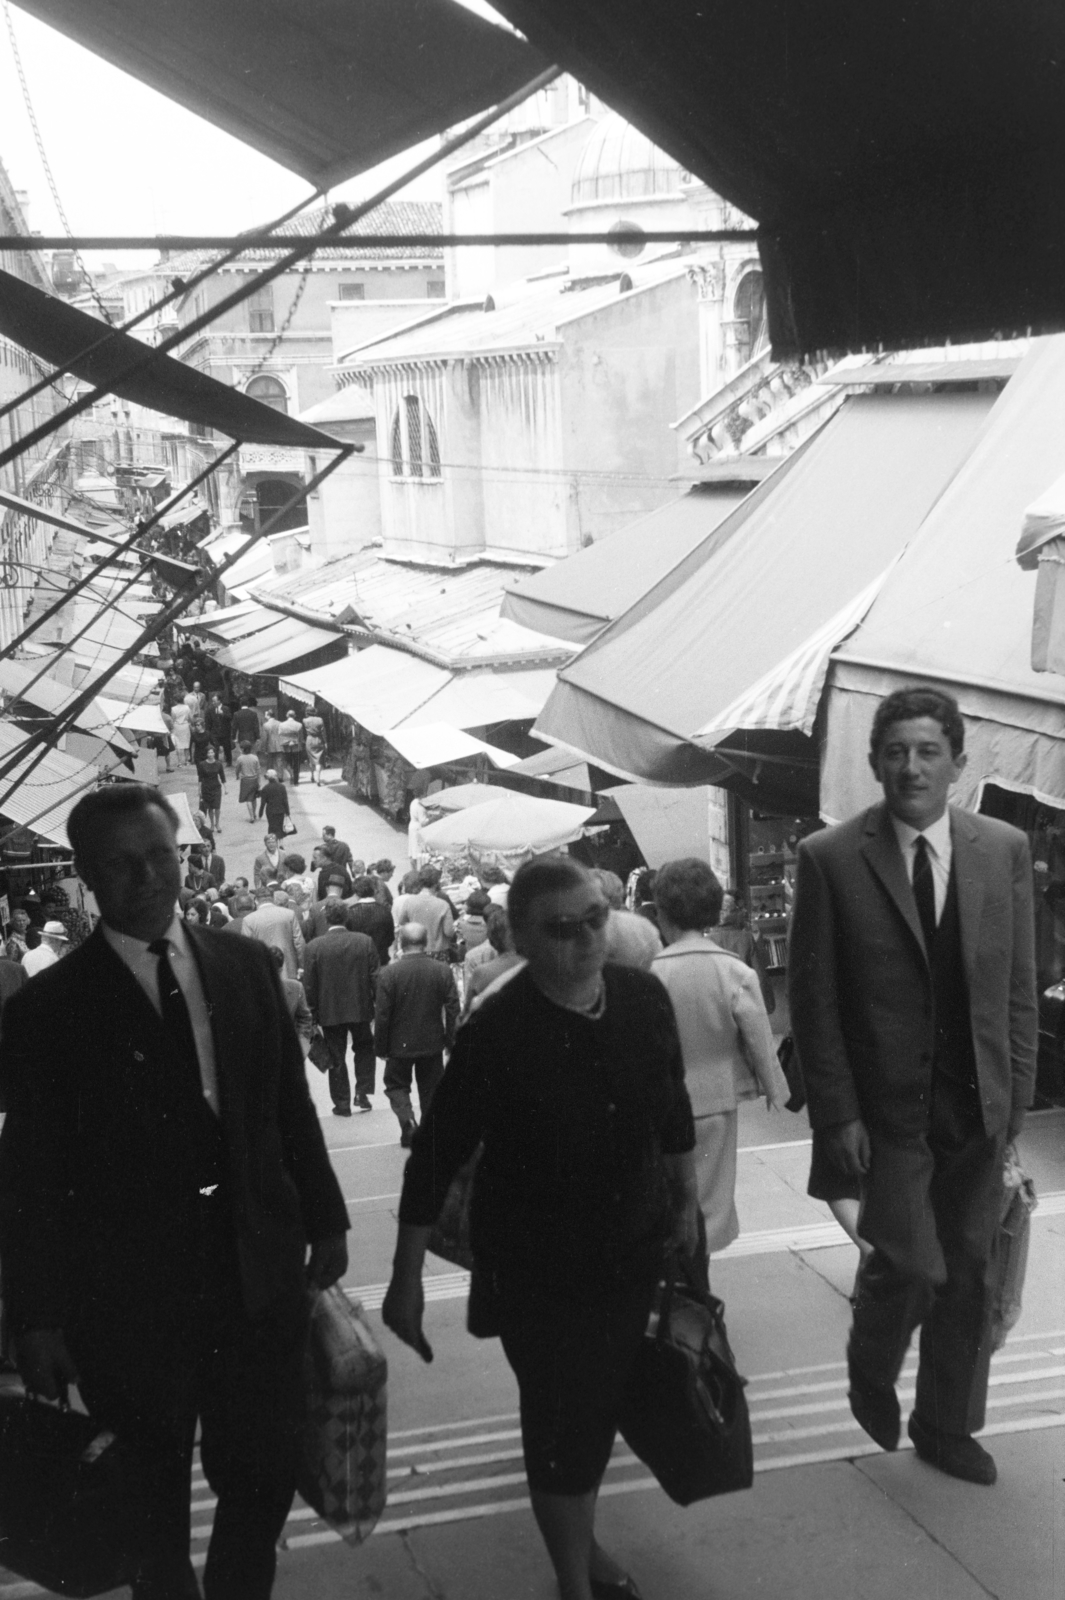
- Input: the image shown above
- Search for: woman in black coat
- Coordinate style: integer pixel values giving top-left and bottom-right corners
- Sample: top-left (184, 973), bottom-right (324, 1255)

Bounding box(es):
top-left (384, 855), bottom-right (698, 1600)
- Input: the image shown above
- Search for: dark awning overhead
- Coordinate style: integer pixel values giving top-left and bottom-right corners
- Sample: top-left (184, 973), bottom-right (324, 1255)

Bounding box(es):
top-left (491, 0), bottom-right (1065, 358)
top-left (15, 0), bottom-right (550, 191)
top-left (0, 270), bottom-right (342, 449)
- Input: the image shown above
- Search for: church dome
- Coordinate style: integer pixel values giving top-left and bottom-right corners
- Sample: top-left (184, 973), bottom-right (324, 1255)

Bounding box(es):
top-left (570, 113), bottom-right (688, 205)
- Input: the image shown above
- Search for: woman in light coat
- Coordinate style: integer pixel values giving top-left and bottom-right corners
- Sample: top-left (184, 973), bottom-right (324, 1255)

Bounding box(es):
top-left (653, 857), bottom-right (788, 1252)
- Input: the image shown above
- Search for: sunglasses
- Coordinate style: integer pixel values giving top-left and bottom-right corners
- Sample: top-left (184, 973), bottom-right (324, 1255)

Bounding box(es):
top-left (540, 903), bottom-right (610, 941)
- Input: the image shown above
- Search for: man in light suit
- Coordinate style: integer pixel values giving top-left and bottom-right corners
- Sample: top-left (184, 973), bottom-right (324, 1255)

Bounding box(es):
top-left (789, 686), bottom-right (1037, 1486)
top-left (241, 887), bottom-right (306, 980)
top-left (0, 784), bottom-right (348, 1597)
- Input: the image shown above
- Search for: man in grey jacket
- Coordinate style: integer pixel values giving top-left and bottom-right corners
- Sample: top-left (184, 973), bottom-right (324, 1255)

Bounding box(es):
top-left (374, 923), bottom-right (459, 1145)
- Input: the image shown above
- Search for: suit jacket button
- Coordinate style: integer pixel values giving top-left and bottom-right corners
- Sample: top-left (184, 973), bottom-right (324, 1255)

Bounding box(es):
top-left (133, 1051), bottom-right (145, 1062)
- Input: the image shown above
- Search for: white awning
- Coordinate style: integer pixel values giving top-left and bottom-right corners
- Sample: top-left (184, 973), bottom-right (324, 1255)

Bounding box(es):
top-left (213, 614), bottom-right (340, 674)
top-left (401, 668), bottom-right (559, 730)
top-left (190, 601), bottom-right (276, 642)
top-left (95, 696), bottom-right (169, 735)
top-left (383, 722), bottom-right (519, 770)
top-left (280, 645), bottom-right (448, 733)
top-left (0, 721), bottom-right (112, 844)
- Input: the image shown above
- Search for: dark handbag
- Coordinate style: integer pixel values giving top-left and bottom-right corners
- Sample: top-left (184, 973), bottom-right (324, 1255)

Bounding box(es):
top-left (308, 1028), bottom-right (331, 1073)
top-left (427, 1148), bottom-right (480, 1271)
top-left (0, 1393), bottom-right (132, 1595)
top-left (618, 1262), bottom-right (753, 1505)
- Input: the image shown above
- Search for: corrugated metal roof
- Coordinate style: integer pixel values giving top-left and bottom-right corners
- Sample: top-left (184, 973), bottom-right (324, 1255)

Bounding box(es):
top-left (346, 260), bottom-right (688, 366)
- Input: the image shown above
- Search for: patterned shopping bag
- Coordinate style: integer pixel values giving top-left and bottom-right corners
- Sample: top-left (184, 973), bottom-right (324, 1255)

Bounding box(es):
top-left (298, 1288), bottom-right (388, 1545)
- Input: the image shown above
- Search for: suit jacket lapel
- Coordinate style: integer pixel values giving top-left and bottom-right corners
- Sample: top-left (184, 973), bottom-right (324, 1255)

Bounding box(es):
top-left (859, 802), bottom-right (929, 966)
top-left (950, 806), bottom-right (986, 986)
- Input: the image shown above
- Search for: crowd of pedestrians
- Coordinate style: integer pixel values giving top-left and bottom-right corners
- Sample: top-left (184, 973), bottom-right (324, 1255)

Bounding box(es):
top-left (0, 683), bottom-right (1039, 1599)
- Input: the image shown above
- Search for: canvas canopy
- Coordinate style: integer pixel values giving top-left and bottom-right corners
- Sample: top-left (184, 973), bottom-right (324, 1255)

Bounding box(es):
top-left (383, 725), bottom-right (518, 771)
top-left (212, 614), bottom-right (342, 675)
top-left (17, 0), bottom-right (550, 193)
top-left (500, 488), bottom-right (745, 647)
top-left (0, 270), bottom-right (341, 450)
top-left (419, 792), bottom-right (595, 854)
top-left (822, 335), bottom-right (1065, 822)
top-left (535, 391), bottom-right (992, 813)
top-left (492, 0), bottom-right (1065, 358)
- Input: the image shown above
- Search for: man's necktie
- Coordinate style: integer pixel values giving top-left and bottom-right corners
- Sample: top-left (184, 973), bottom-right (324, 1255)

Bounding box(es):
top-left (912, 835), bottom-right (937, 952)
top-left (148, 938), bottom-right (201, 1090)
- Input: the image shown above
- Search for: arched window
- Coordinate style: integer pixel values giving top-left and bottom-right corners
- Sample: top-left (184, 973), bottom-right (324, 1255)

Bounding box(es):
top-left (732, 270), bottom-right (767, 369)
top-left (245, 374), bottom-right (288, 414)
top-left (390, 394), bottom-right (441, 479)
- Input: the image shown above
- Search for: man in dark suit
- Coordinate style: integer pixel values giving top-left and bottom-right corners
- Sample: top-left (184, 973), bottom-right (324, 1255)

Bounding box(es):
top-left (302, 899), bottom-right (379, 1116)
top-left (345, 874), bottom-right (395, 967)
top-left (789, 686), bottom-right (1037, 1486)
top-left (0, 784), bottom-right (348, 1598)
top-left (374, 922), bottom-right (459, 1146)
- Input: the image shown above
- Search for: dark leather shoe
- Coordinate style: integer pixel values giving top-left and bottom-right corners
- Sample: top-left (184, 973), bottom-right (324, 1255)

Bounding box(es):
top-left (331, 1105), bottom-right (352, 1117)
top-left (908, 1413), bottom-right (997, 1485)
top-left (847, 1357), bottom-right (900, 1451)
top-left (589, 1576), bottom-right (643, 1600)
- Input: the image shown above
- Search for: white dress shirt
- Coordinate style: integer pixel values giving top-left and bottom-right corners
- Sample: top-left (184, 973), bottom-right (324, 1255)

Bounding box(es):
top-left (890, 809), bottom-right (952, 924)
top-left (102, 915), bottom-right (220, 1114)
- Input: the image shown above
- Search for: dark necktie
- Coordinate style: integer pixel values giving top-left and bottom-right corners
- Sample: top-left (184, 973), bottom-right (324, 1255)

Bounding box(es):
top-left (148, 938), bottom-right (201, 1091)
top-left (912, 835), bottom-right (937, 952)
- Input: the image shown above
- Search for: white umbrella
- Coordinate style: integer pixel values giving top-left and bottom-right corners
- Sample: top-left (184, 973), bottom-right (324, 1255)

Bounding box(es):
top-left (426, 782), bottom-right (516, 813)
top-left (419, 792), bottom-right (596, 855)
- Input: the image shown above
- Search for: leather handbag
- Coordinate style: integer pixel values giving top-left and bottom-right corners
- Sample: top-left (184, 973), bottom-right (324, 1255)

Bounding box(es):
top-left (618, 1261), bottom-right (753, 1504)
top-left (0, 1393), bottom-right (132, 1595)
top-left (307, 1027), bottom-right (331, 1073)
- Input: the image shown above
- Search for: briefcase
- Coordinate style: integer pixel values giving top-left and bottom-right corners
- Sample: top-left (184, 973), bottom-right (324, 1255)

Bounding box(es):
top-left (307, 1028), bottom-right (331, 1073)
top-left (618, 1266), bottom-right (753, 1505)
top-left (298, 1288), bottom-right (388, 1546)
top-left (0, 1392), bottom-right (131, 1595)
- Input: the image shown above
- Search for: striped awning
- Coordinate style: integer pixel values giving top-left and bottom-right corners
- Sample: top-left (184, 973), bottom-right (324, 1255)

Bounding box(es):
top-left (692, 563), bottom-right (898, 746)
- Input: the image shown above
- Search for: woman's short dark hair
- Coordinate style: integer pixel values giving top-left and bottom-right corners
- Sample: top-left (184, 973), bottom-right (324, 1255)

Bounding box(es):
top-left (283, 853), bottom-right (306, 875)
top-left (67, 783), bottom-right (179, 868)
top-left (869, 686), bottom-right (964, 760)
top-left (479, 863), bottom-right (507, 886)
top-left (507, 855), bottom-right (593, 937)
top-left (654, 857), bottom-right (724, 931)
top-left (185, 896), bottom-right (210, 923)
top-left (418, 864), bottom-right (442, 889)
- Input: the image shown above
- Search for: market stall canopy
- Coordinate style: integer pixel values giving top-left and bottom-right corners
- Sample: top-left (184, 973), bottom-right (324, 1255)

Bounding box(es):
top-left (93, 696), bottom-right (168, 736)
top-left (383, 725), bottom-right (519, 771)
top-left (1016, 470), bottom-right (1065, 569)
top-left (190, 601), bottom-right (277, 643)
top-left (281, 645), bottom-right (448, 735)
top-left (422, 781), bottom-right (519, 812)
top-left (535, 391), bottom-right (993, 811)
top-left (165, 789), bottom-right (211, 849)
top-left (603, 784), bottom-right (720, 870)
top-left (212, 614), bottom-right (343, 675)
top-left (419, 791), bottom-right (595, 854)
top-left (0, 657), bottom-right (128, 748)
top-left (0, 270), bottom-right (341, 449)
top-left (822, 335), bottom-right (1065, 821)
top-left (281, 647), bottom-right (557, 735)
top-left (0, 720), bottom-right (108, 844)
top-left (491, 0), bottom-right (1065, 358)
top-left (506, 743), bottom-right (593, 792)
top-left (17, 0), bottom-right (550, 191)
top-left (0, 487), bottom-right (125, 543)
top-left (501, 487), bottom-right (746, 646)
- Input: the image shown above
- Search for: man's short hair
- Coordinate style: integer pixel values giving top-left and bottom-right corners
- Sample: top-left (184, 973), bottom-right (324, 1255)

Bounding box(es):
top-left (418, 865), bottom-right (441, 889)
top-left (507, 855), bottom-right (593, 937)
top-left (465, 889), bottom-right (491, 916)
top-left (324, 898), bottom-right (349, 927)
top-left (352, 875), bottom-right (376, 898)
top-left (870, 686), bottom-right (965, 760)
top-left (654, 857), bottom-right (724, 932)
top-left (234, 876), bottom-right (249, 889)
top-left (399, 921), bottom-right (428, 949)
top-left (590, 868), bottom-right (625, 909)
top-left (322, 825), bottom-right (336, 839)
top-left (283, 852), bottom-right (306, 874)
top-left (68, 783), bottom-right (179, 868)
top-left (372, 858), bottom-right (394, 876)
top-left (479, 863), bottom-right (507, 886)
top-left (485, 905), bottom-right (510, 953)
top-left (232, 893), bottom-right (255, 914)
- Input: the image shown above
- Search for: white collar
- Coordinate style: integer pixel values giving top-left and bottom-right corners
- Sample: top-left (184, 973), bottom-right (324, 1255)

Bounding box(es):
top-left (890, 808), bottom-right (952, 857)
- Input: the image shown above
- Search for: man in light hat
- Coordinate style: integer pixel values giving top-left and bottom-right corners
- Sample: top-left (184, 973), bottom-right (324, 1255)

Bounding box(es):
top-left (21, 920), bottom-right (68, 977)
